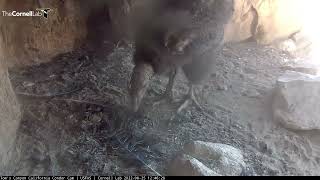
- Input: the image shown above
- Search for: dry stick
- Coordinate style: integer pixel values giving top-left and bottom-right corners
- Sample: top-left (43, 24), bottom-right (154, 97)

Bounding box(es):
top-left (52, 98), bottom-right (111, 108)
top-left (189, 87), bottom-right (217, 120)
top-left (111, 119), bottom-right (162, 176)
top-left (114, 135), bottom-right (163, 176)
top-left (15, 87), bottom-right (83, 98)
top-left (192, 97), bottom-right (217, 120)
top-left (18, 90), bottom-right (160, 175)
top-left (55, 98), bottom-right (162, 176)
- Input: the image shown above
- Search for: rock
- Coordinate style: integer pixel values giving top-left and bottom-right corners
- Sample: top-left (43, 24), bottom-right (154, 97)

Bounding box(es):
top-left (217, 83), bottom-right (228, 91)
top-left (151, 142), bottom-right (168, 155)
top-left (167, 141), bottom-right (246, 176)
top-left (90, 113), bottom-right (103, 124)
top-left (15, 162), bottom-right (32, 176)
top-left (281, 62), bottom-right (320, 76)
top-left (244, 67), bottom-right (259, 74)
top-left (283, 31), bottom-right (313, 58)
top-left (258, 141), bottom-right (273, 155)
top-left (168, 154), bottom-right (220, 176)
top-left (273, 71), bottom-right (320, 130)
top-left (242, 88), bottom-right (261, 98)
top-left (31, 164), bottom-right (46, 176)
top-left (22, 81), bottom-right (35, 87)
top-left (215, 75), bottom-right (229, 91)
top-left (184, 141), bottom-right (246, 176)
top-left (274, 39), bottom-right (297, 54)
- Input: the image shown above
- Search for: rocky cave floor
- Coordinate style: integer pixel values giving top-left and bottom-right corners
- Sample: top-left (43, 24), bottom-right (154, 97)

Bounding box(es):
top-left (8, 41), bottom-right (320, 176)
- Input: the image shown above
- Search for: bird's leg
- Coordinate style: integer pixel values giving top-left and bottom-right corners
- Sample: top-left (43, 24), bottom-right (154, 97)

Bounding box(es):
top-left (177, 84), bottom-right (203, 114)
top-left (176, 84), bottom-right (194, 113)
top-left (163, 69), bottom-right (177, 100)
top-left (152, 69), bottom-right (177, 107)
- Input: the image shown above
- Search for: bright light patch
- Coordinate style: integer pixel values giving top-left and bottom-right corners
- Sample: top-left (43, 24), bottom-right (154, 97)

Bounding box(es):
top-left (301, 0), bottom-right (320, 66)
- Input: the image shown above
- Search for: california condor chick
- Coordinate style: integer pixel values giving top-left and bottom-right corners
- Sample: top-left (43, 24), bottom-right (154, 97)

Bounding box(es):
top-left (129, 0), bottom-right (234, 113)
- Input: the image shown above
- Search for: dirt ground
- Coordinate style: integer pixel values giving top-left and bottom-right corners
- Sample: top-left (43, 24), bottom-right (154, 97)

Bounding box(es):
top-left (8, 39), bottom-right (320, 176)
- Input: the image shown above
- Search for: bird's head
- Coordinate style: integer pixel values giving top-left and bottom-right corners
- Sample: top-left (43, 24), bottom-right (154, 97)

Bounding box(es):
top-left (129, 63), bottom-right (154, 112)
top-left (164, 30), bottom-right (196, 55)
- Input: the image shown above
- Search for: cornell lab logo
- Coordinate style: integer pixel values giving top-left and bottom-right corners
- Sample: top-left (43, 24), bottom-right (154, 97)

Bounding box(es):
top-left (36, 8), bottom-right (52, 19)
top-left (2, 8), bottom-right (52, 19)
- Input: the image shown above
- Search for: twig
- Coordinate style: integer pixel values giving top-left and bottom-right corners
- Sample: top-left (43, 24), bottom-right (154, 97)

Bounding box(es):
top-left (192, 98), bottom-right (217, 120)
top-left (102, 84), bottom-right (126, 97)
top-left (114, 136), bottom-right (163, 176)
top-left (129, 139), bottom-right (145, 151)
top-left (75, 61), bottom-right (85, 72)
top-left (107, 118), bottom-right (162, 176)
top-left (24, 108), bottom-right (48, 129)
top-left (52, 98), bottom-right (111, 109)
top-left (178, 89), bottom-right (217, 120)
top-left (16, 87), bottom-right (82, 98)
top-left (25, 108), bottom-right (42, 122)
top-left (211, 104), bottom-right (233, 114)
top-left (106, 128), bottom-right (125, 139)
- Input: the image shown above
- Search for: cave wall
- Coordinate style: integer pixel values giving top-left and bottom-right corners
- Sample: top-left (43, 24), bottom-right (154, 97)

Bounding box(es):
top-left (0, 0), bottom-right (110, 171)
top-left (108, 0), bottom-right (305, 45)
top-left (225, 0), bottom-right (304, 44)
top-left (0, 0), bottom-right (20, 171)
top-left (0, 0), bottom-right (109, 68)
top-left (0, 0), bottom-right (316, 173)
top-left (0, 52), bottom-right (21, 172)
top-left (0, 0), bottom-right (309, 69)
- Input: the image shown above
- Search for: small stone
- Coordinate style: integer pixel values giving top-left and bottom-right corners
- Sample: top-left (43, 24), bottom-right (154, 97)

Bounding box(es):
top-left (91, 113), bottom-right (102, 124)
top-left (239, 73), bottom-right (245, 79)
top-left (22, 81), bottom-right (35, 87)
top-left (31, 164), bottom-right (46, 176)
top-left (217, 84), bottom-right (228, 91)
top-left (242, 89), bottom-right (261, 98)
top-left (258, 141), bottom-right (268, 153)
top-left (281, 63), bottom-right (319, 75)
top-left (244, 67), bottom-right (258, 74)
top-left (151, 143), bottom-right (168, 155)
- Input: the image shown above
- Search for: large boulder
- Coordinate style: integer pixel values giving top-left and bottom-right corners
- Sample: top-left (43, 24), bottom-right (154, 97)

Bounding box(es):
top-left (281, 61), bottom-right (320, 76)
top-left (273, 71), bottom-right (320, 130)
top-left (168, 141), bottom-right (246, 176)
top-left (184, 141), bottom-right (246, 176)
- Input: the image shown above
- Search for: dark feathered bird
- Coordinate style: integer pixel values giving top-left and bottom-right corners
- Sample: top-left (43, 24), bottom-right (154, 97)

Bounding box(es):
top-left (129, 0), bottom-right (234, 113)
